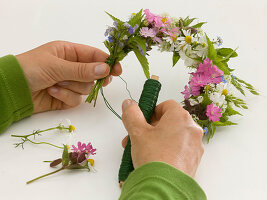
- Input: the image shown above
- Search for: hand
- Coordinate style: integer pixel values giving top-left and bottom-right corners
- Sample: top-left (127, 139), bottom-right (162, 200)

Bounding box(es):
top-left (16, 41), bottom-right (122, 113)
top-left (121, 99), bottom-right (204, 177)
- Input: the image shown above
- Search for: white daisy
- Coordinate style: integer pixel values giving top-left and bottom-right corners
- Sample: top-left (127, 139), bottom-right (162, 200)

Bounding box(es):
top-left (176, 29), bottom-right (196, 52)
top-left (195, 34), bottom-right (208, 59)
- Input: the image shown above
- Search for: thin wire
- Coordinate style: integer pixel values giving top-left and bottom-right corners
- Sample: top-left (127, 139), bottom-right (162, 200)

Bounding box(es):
top-left (118, 76), bottom-right (138, 103)
top-left (100, 87), bottom-right (121, 120)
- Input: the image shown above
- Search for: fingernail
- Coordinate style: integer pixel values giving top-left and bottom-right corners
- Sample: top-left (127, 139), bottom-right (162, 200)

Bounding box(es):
top-left (49, 87), bottom-right (58, 94)
top-left (94, 64), bottom-right (108, 76)
top-left (88, 82), bottom-right (94, 91)
top-left (58, 81), bottom-right (69, 86)
top-left (122, 99), bottom-right (132, 110)
top-left (109, 76), bottom-right (113, 83)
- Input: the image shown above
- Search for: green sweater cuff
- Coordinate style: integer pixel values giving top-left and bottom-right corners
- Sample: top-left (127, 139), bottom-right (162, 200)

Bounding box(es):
top-left (120, 162), bottom-right (207, 200)
top-left (0, 55), bottom-right (33, 133)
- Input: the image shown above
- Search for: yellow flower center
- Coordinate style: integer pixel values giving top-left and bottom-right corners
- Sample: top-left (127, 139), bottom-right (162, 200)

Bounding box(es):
top-left (222, 89), bottom-right (228, 96)
top-left (88, 159), bottom-right (94, 166)
top-left (161, 17), bottom-right (167, 23)
top-left (69, 125), bottom-right (75, 132)
top-left (172, 35), bottom-right (177, 42)
top-left (202, 43), bottom-right (206, 47)
top-left (185, 35), bottom-right (192, 44)
top-left (132, 13), bottom-right (136, 15)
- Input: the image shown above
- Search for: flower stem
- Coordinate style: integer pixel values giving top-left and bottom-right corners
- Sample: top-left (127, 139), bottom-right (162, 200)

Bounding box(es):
top-left (26, 138), bottom-right (64, 149)
top-left (26, 167), bottom-right (65, 184)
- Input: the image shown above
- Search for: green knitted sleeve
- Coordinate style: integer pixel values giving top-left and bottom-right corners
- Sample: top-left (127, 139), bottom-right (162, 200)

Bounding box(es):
top-left (0, 55), bottom-right (33, 133)
top-left (119, 162), bottom-right (207, 200)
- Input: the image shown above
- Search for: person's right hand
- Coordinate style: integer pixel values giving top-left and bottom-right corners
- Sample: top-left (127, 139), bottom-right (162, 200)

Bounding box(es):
top-left (121, 99), bottom-right (204, 177)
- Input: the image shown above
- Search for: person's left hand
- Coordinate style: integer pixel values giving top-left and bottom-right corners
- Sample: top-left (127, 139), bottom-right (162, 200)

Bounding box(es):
top-left (16, 41), bottom-right (122, 113)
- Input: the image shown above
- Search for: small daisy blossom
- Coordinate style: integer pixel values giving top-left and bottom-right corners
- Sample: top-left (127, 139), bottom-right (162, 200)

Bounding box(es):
top-left (206, 104), bottom-right (222, 122)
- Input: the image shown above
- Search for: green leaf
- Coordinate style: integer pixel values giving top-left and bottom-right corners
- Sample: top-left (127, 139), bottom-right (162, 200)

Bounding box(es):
top-left (133, 47), bottom-right (150, 79)
top-left (224, 106), bottom-right (242, 116)
top-left (217, 48), bottom-right (238, 58)
top-left (232, 79), bottom-right (245, 95)
top-left (215, 62), bottom-right (230, 75)
top-left (206, 34), bottom-right (217, 61)
top-left (172, 52), bottom-right (180, 67)
top-left (183, 17), bottom-right (197, 27)
top-left (213, 121), bottom-right (238, 126)
top-left (217, 48), bottom-right (238, 62)
top-left (105, 12), bottom-right (123, 24)
top-left (128, 9), bottom-right (144, 27)
top-left (62, 145), bottom-right (70, 167)
top-left (207, 122), bottom-right (216, 142)
top-left (236, 77), bottom-right (259, 95)
top-left (191, 22), bottom-right (207, 28)
top-left (129, 36), bottom-right (147, 54)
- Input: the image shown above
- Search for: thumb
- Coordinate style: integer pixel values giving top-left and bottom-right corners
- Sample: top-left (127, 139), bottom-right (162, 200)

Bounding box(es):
top-left (122, 99), bottom-right (150, 136)
top-left (54, 58), bottom-right (110, 82)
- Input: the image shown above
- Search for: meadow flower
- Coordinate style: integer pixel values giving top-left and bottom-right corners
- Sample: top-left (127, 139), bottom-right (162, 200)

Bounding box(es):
top-left (195, 35), bottom-right (208, 58)
top-left (206, 104), bottom-right (222, 122)
top-left (72, 142), bottom-right (96, 155)
top-left (144, 9), bottom-right (155, 23)
top-left (104, 26), bottom-right (113, 37)
top-left (108, 36), bottom-right (114, 43)
top-left (140, 27), bottom-right (156, 37)
top-left (181, 85), bottom-right (191, 99)
top-left (203, 127), bottom-right (208, 135)
top-left (177, 29), bottom-right (196, 52)
top-left (128, 26), bottom-right (134, 34)
top-left (209, 92), bottom-right (226, 107)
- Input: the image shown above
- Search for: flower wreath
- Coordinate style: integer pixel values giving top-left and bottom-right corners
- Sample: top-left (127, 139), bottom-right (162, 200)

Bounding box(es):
top-left (86, 9), bottom-right (259, 141)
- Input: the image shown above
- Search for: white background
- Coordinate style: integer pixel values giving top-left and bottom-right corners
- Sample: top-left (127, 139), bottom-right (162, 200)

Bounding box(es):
top-left (0, 0), bottom-right (266, 199)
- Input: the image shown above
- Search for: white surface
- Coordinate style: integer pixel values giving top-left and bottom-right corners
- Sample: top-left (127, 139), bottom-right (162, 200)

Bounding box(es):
top-left (0, 0), bottom-right (266, 199)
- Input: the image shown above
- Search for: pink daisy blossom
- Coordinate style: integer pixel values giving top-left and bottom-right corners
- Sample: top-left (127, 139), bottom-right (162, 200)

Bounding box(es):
top-left (206, 104), bottom-right (222, 122)
top-left (181, 85), bottom-right (191, 99)
top-left (140, 27), bottom-right (156, 38)
top-left (153, 16), bottom-right (163, 28)
top-left (197, 58), bottom-right (213, 73)
top-left (196, 58), bottom-right (224, 84)
top-left (144, 9), bottom-right (155, 23)
top-left (189, 73), bottom-right (211, 87)
top-left (72, 142), bottom-right (96, 155)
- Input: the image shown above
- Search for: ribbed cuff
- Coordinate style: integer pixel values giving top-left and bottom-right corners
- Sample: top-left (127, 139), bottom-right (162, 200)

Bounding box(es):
top-left (120, 162), bottom-right (207, 200)
top-left (0, 55), bottom-right (33, 123)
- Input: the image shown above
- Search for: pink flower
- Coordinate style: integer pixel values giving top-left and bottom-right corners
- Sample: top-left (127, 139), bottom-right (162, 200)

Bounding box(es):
top-left (206, 104), bottom-right (222, 122)
top-left (196, 58), bottom-right (223, 84)
top-left (153, 36), bottom-right (162, 43)
top-left (144, 9), bottom-right (155, 23)
top-left (181, 85), bottom-right (191, 99)
top-left (140, 27), bottom-right (156, 37)
top-left (154, 16), bottom-right (163, 28)
top-left (72, 142), bottom-right (96, 155)
top-left (190, 73), bottom-right (211, 87)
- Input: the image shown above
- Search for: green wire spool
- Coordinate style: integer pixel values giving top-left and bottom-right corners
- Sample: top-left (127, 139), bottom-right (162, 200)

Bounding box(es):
top-left (118, 75), bottom-right (162, 186)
